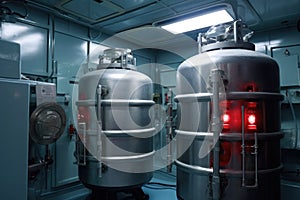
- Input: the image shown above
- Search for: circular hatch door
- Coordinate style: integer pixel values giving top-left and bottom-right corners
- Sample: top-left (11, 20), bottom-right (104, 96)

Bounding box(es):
top-left (30, 102), bottom-right (66, 145)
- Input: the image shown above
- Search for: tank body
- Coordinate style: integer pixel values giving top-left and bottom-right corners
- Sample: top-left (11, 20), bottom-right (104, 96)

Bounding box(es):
top-left (175, 24), bottom-right (283, 200)
top-left (76, 49), bottom-right (154, 190)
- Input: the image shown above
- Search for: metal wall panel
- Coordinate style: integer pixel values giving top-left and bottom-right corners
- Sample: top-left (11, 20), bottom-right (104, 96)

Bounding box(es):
top-left (1, 22), bottom-right (48, 75)
top-left (0, 40), bottom-right (21, 79)
top-left (54, 17), bottom-right (89, 40)
top-left (272, 46), bottom-right (300, 87)
top-left (55, 32), bottom-right (87, 94)
top-left (0, 80), bottom-right (30, 200)
top-left (53, 32), bottom-right (87, 186)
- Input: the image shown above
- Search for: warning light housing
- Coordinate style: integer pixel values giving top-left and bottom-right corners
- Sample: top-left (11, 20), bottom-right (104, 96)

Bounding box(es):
top-left (245, 102), bottom-right (257, 131)
top-left (222, 113), bottom-right (230, 129)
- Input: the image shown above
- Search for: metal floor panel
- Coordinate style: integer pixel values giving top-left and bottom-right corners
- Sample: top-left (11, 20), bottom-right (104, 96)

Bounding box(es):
top-left (37, 172), bottom-right (300, 200)
top-left (143, 172), bottom-right (177, 200)
top-left (55, 171), bottom-right (177, 200)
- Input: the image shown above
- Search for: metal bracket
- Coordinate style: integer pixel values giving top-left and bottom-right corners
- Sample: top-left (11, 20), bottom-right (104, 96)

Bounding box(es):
top-left (210, 69), bottom-right (224, 200)
top-left (241, 106), bottom-right (258, 188)
top-left (77, 122), bottom-right (87, 166)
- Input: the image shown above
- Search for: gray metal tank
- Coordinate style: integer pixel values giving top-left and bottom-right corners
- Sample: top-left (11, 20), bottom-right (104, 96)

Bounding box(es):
top-left (75, 48), bottom-right (154, 195)
top-left (175, 21), bottom-right (283, 200)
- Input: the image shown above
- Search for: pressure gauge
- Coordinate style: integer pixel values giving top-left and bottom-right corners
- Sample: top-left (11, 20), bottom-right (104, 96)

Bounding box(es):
top-left (30, 102), bottom-right (66, 145)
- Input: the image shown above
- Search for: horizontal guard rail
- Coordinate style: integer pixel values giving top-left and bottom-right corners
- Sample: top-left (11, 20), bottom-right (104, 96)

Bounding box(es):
top-left (76, 99), bottom-right (155, 106)
top-left (175, 92), bottom-right (284, 103)
top-left (175, 160), bottom-right (283, 177)
top-left (175, 130), bottom-right (284, 141)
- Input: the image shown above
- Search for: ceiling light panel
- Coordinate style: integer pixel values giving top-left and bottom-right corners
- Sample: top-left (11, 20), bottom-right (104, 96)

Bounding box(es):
top-left (161, 9), bottom-right (234, 34)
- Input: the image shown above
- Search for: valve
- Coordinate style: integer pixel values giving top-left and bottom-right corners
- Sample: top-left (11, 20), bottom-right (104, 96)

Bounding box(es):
top-left (68, 123), bottom-right (77, 139)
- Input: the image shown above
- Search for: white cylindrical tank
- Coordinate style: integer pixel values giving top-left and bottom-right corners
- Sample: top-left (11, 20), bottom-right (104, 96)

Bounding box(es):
top-left (76, 49), bottom-right (155, 193)
top-left (175, 21), bottom-right (283, 200)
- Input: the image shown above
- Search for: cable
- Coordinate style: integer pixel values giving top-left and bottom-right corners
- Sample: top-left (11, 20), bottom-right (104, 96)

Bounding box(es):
top-left (0, 0), bottom-right (29, 20)
top-left (144, 182), bottom-right (176, 190)
top-left (0, 5), bottom-right (12, 14)
top-left (147, 182), bottom-right (176, 187)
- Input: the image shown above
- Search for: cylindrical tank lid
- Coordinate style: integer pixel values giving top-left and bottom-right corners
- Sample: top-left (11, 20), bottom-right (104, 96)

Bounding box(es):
top-left (198, 20), bottom-right (255, 52)
top-left (97, 48), bottom-right (136, 70)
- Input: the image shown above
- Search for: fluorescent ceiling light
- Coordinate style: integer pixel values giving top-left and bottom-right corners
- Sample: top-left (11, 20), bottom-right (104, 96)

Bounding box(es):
top-left (161, 9), bottom-right (234, 34)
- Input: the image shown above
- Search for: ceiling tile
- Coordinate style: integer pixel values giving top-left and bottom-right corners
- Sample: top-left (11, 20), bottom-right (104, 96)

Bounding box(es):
top-left (160, 0), bottom-right (186, 6)
top-left (111, 0), bottom-right (156, 10)
top-left (101, 8), bottom-right (174, 32)
top-left (96, 3), bottom-right (162, 24)
top-left (60, 0), bottom-right (122, 20)
top-left (248, 0), bottom-right (300, 20)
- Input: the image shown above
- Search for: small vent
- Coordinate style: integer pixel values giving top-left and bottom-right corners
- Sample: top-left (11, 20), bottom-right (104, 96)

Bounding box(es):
top-left (94, 0), bottom-right (103, 3)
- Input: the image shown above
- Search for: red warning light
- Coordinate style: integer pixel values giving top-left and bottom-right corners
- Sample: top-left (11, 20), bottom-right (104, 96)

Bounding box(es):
top-left (222, 113), bottom-right (230, 130)
top-left (247, 114), bottom-right (257, 130)
top-left (78, 106), bottom-right (90, 124)
top-left (245, 102), bottom-right (257, 131)
top-left (223, 113), bottom-right (230, 123)
top-left (248, 114), bottom-right (256, 124)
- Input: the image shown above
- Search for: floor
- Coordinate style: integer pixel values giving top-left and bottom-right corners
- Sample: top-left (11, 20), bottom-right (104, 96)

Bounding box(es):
top-left (142, 171), bottom-right (177, 200)
top-left (37, 171), bottom-right (300, 200)
top-left (60, 171), bottom-right (177, 200)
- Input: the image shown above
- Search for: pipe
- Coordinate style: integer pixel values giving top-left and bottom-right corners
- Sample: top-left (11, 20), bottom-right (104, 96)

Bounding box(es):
top-left (210, 69), bottom-right (223, 200)
top-left (241, 105), bottom-right (246, 186)
top-left (77, 122), bottom-right (87, 166)
top-left (286, 90), bottom-right (298, 149)
top-left (166, 89), bottom-right (173, 173)
top-left (97, 85), bottom-right (103, 177)
top-left (28, 159), bottom-right (53, 172)
top-left (233, 20), bottom-right (243, 43)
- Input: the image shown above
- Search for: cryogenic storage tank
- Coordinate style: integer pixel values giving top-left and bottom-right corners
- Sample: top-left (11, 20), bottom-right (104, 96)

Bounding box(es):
top-left (175, 21), bottom-right (283, 200)
top-left (75, 48), bottom-right (154, 197)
